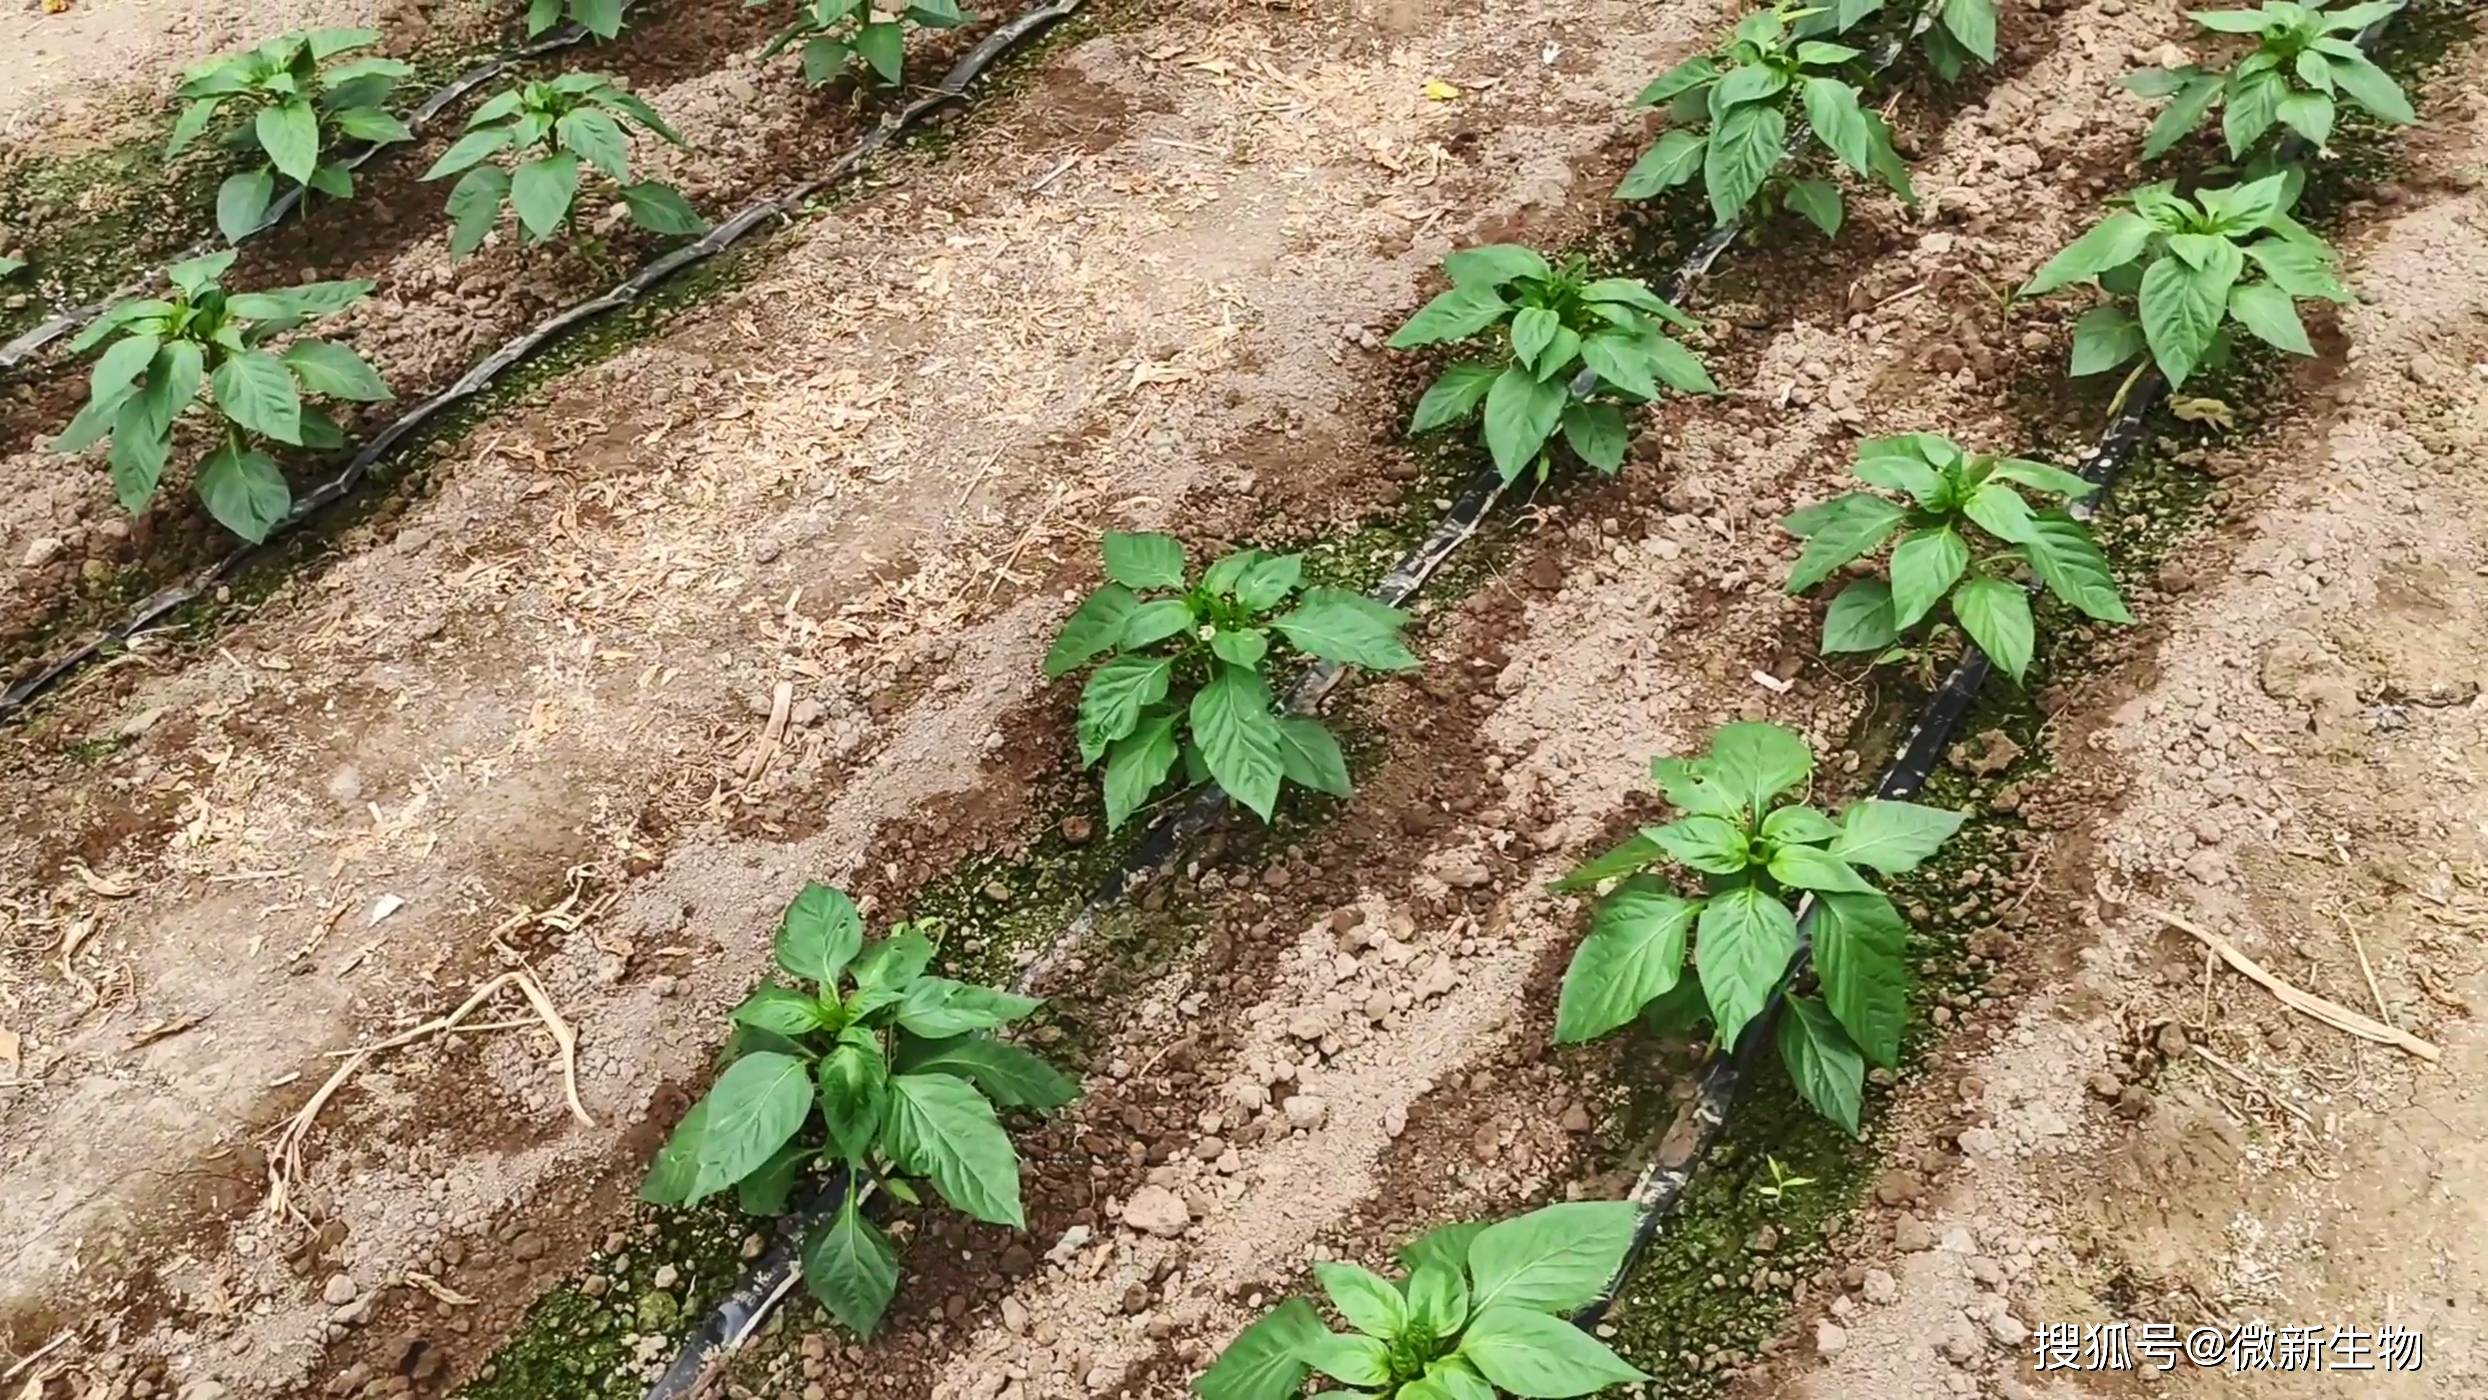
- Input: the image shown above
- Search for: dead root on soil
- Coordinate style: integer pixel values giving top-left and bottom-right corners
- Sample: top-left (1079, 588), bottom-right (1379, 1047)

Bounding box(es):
top-left (2154, 909), bottom-right (2443, 1063)
top-left (263, 968), bottom-right (592, 1221)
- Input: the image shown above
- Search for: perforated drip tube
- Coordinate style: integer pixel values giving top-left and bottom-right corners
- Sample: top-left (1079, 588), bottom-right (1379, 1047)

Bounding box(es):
top-left (0, 0), bottom-right (1089, 723)
top-left (0, 22), bottom-right (599, 378)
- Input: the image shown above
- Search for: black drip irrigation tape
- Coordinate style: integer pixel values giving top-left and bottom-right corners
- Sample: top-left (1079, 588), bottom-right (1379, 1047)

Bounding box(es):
top-left (1570, 3), bottom-right (2405, 1331)
top-left (0, 0), bottom-right (1088, 724)
top-left (640, 8), bottom-right (1944, 1382)
top-left (0, 23), bottom-right (597, 377)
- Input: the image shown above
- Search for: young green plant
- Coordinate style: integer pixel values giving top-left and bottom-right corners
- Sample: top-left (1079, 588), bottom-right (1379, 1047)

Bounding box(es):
top-left (167, 29), bottom-right (413, 241)
top-left (2019, 172), bottom-right (2350, 389)
top-left (525, 0), bottom-right (630, 40)
top-left (422, 73), bottom-right (705, 256)
top-left (1196, 1202), bottom-right (1648, 1400)
top-left (1781, 434), bottom-right (2130, 681)
top-left (1794, 0), bottom-right (2000, 83)
top-left (1618, 4), bottom-right (1914, 234)
top-left (1045, 533), bottom-right (1418, 830)
top-left (753, 0), bottom-right (969, 86)
top-left (51, 252), bottom-right (389, 542)
top-left (1389, 245), bottom-right (1714, 483)
top-left (640, 884), bottom-right (1078, 1336)
top-left (1551, 723), bottom-right (1963, 1132)
top-left (2127, 1), bottom-right (2411, 160)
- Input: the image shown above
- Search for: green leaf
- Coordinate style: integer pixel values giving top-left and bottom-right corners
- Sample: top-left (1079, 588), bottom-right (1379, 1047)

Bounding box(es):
top-left (445, 165), bottom-right (510, 256)
top-left (255, 99), bottom-right (321, 183)
top-left (167, 96), bottom-right (224, 156)
top-left (1953, 575), bottom-right (2035, 681)
top-left (640, 1099), bottom-right (711, 1204)
top-left (1616, 130), bottom-right (1706, 200)
top-left (694, 1051), bottom-right (814, 1191)
top-left (281, 340), bottom-right (391, 401)
top-left (2326, 50), bottom-right (2413, 125)
top-left (2020, 212), bottom-right (2153, 296)
top-left (1961, 481), bottom-right (2038, 545)
top-left (1559, 402), bottom-right (1628, 473)
top-left (1848, 440), bottom-right (1949, 504)
top-left (1118, 597), bottom-right (1196, 651)
top-left (2070, 304), bottom-right (2146, 376)
top-left (216, 168), bottom-right (277, 242)
top-left (1411, 362), bottom-right (1499, 433)
top-left (1986, 458), bottom-right (2095, 499)
top-left (803, 1195), bottom-right (899, 1337)
top-left (555, 110), bottom-right (626, 184)
top-left (894, 1035), bottom-right (1078, 1111)
top-left (1046, 584), bottom-right (1141, 678)
top-left (1389, 284), bottom-right (1510, 348)
top-left (1650, 815), bottom-right (1752, 875)
top-left (1314, 1262), bottom-right (1406, 1339)
top-left (1704, 102), bottom-right (1788, 224)
top-left (1555, 878), bottom-right (1697, 1043)
top-left (1398, 1221), bottom-right (1486, 1278)
top-left (1552, 831), bottom-right (1661, 893)
top-left (1103, 712), bottom-right (1181, 830)
top-left (1939, 0), bottom-right (1997, 61)
top-left (776, 883), bottom-right (864, 985)
top-left (621, 182), bottom-right (707, 237)
top-left (1828, 798), bottom-right (1964, 875)
top-left (1274, 716), bottom-right (1351, 798)
top-left (1101, 530), bottom-right (1186, 589)
top-left (2140, 238), bottom-right (2242, 386)
top-left (1783, 494), bottom-right (1906, 592)
top-left (1696, 885), bottom-right (1799, 1049)
top-left (818, 1036), bottom-right (889, 1161)
top-left (574, 0), bottom-right (627, 37)
top-left (2221, 70), bottom-right (2286, 157)
top-left (511, 152), bottom-right (581, 240)
top-left (1768, 843), bottom-right (1876, 894)
top-left (882, 1071), bottom-right (1024, 1227)
top-left (801, 36), bottom-right (856, 84)
top-left (1784, 178), bottom-right (1843, 236)
top-left (1465, 1200), bottom-right (1639, 1314)
top-left (852, 929), bottom-right (935, 994)
top-left (1634, 55), bottom-right (1719, 106)
top-left (736, 1139), bottom-right (808, 1215)
top-left (1201, 548), bottom-right (1266, 596)
top-left (1579, 333), bottom-right (1658, 400)
top-left (730, 984), bottom-right (828, 1036)
top-left (331, 105), bottom-right (411, 144)
top-left (1822, 578), bottom-right (1897, 653)
top-left (1713, 62), bottom-right (1790, 108)
top-left (1888, 527), bottom-right (1969, 630)
top-left (848, 19), bottom-right (904, 80)
top-left (306, 163), bottom-right (353, 199)
top-left (2141, 74), bottom-right (2224, 161)
top-left (1195, 1297), bottom-right (1323, 1400)
top-left (1800, 77), bottom-right (1873, 175)
top-left (1814, 888), bottom-right (1911, 1066)
top-left (1707, 721), bottom-right (1812, 817)
top-left (1077, 654), bottom-right (1173, 762)
top-left (209, 350), bottom-right (303, 444)
top-left (895, 978), bottom-right (1041, 1038)
top-left (2019, 512), bottom-right (2131, 623)
top-left (2228, 281), bottom-right (2312, 355)
top-left (107, 402), bottom-right (171, 512)
top-left (1510, 306), bottom-right (1559, 371)
top-left (1778, 995), bottom-right (1866, 1135)
top-left (1192, 664), bottom-right (1285, 821)
top-left (1233, 554), bottom-right (1303, 611)
top-left (89, 330), bottom-right (162, 407)
top-left (1271, 587), bottom-right (1418, 671)
top-left (1481, 366), bottom-right (1567, 481)
top-left (2189, 7), bottom-right (2280, 33)
top-left (1210, 628), bottom-right (1269, 669)
top-left (2277, 89), bottom-right (2335, 148)
top-left (1442, 244), bottom-right (1550, 288)
top-left (2245, 237), bottom-right (2350, 303)
top-left (423, 126), bottom-right (512, 181)
top-left (1642, 334), bottom-right (1716, 394)
top-left (1459, 1307), bottom-right (1649, 1395)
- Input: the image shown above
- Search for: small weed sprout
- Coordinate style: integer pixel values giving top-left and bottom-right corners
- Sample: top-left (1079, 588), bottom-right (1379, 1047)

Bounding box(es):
top-left (168, 29), bottom-right (414, 241)
top-left (423, 74), bottom-right (707, 257)
top-left (1552, 723), bottom-right (1963, 1132)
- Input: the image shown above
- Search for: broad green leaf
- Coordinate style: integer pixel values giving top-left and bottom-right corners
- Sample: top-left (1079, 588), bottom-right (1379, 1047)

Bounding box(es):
top-left (1986, 458), bottom-right (2096, 499)
top-left (2070, 304), bottom-right (2146, 376)
top-left (2189, 7), bottom-right (2279, 33)
top-left (2222, 70), bottom-right (2288, 157)
top-left (730, 984), bottom-right (828, 1036)
top-left (1615, 130), bottom-right (1705, 200)
top-left (197, 441), bottom-right (294, 541)
top-left (1696, 885), bottom-right (1799, 1049)
top-left (852, 20), bottom-right (905, 81)
top-left (1713, 63), bottom-right (1789, 108)
top-left (1271, 587), bottom-right (1418, 671)
top-left (895, 978), bottom-right (1040, 1037)
top-left (107, 401), bottom-right (171, 512)
top-left (2140, 237), bottom-right (2242, 386)
top-left (1952, 576), bottom-right (2035, 681)
top-left (736, 1139), bottom-right (808, 1215)
top-left (818, 1036), bottom-right (888, 1162)
top-left (1961, 482), bottom-right (2038, 545)
top-left (2228, 281), bottom-right (2312, 355)
top-left (445, 165), bottom-right (511, 256)
top-left (1579, 333), bottom-right (1659, 400)
top-left (423, 126), bottom-right (512, 180)
top-left (1103, 712), bottom-right (1181, 830)
top-left (255, 99), bottom-right (321, 183)
top-left (1768, 842), bottom-right (1875, 894)
top-left (1510, 306), bottom-right (1559, 370)
top-left (1783, 494), bottom-right (1906, 592)
top-left (1643, 334), bottom-right (1717, 393)
top-left (639, 1100), bottom-right (711, 1204)
top-left (1194, 1297), bottom-right (1323, 1400)
top-left (1407, 1261), bottom-right (1468, 1341)
top-left (2245, 237), bottom-right (2350, 303)
top-left (804, 1196), bottom-right (899, 1337)
top-left (1889, 527), bottom-right (1969, 630)
top-left (227, 279), bottom-right (371, 322)
top-left (210, 350), bottom-right (303, 444)
top-left (59, 388), bottom-right (135, 459)
top-left (574, 0), bottom-right (627, 38)
top-left (1800, 77), bottom-right (1873, 175)
top-left (1443, 244), bottom-right (1551, 288)
top-left (2277, 89), bottom-right (2335, 148)
top-left (2141, 74), bottom-right (2223, 160)
top-left (1822, 578), bottom-right (1897, 653)
top-left (1778, 994), bottom-right (1867, 1134)
top-left (1555, 878), bottom-right (1696, 1043)
top-left (281, 340), bottom-right (391, 401)
top-left (1314, 1262), bottom-right (1406, 1339)
top-left (216, 169), bottom-right (277, 242)
top-left (2019, 512), bottom-right (2131, 622)
top-left (1650, 756), bottom-right (1744, 820)
top-left (1411, 362), bottom-right (1499, 433)
top-left (851, 929), bottom-right (935, 992)
top-left (1233, 553), bottom-right (1303, 611)
top-left (1634, 55), bottom-right (1719, 106)
top-left (332, 105), bottom-right (411, 144)
top-left (1210, 628), bottom-right (1269, 669)
top-left (1046, 583), bottom-right (1141, 678)
top-left (1707, 721), bottom-right (1812, 816)
top-left (1784, 178), bottom-right (1843, 237)
top-left (1939, 0), bottom-right (1997, 61)
top-left (882, 1072), bottom-right (1024, 1227)
top-left (801, 37), bottom-right (855, 85)
top-left (89, 331), bottom-right (161, 405)
top-left (1077, 654), bottom-right (1172, 762)
top-left (694, 1051), bottom-right (814, 1191)
top-left (1762, 804), bottom-right (1839, 844)
top-left (1551, 831), bottom-right (1661, 893)
top-left (1465, 1201), bottom-right (1639, 1314)
top-left (775, 882), bottom-right (864, 985)
top-left (1274, 715), bottom-right (1351, 798)
top-left (1459, 1306), bottom-right (1649, 1395)
top-left (1650, 815), bottom-right (1752, 875)
top-left (621, 182), bottom-right (707, 237)
top-left (1192, 664), bottom-right (1285, 820)
top-left (1389, 284), bottom-right (1510, 348)
top-left (1481, 365), bottom-right (1567, 480)
top-left (1814, 888), bottom-right (1910, 1065)
top-left (2020, 212), bottom-right (2152, 296)
top-left (1827, 799), bottom-right (1964, 875)
top-left (894, 1035), bottom-right (1078, 1111)
top-left (1560, 402), bottom-right (1628, 473)
top-left (1300, 1333), bottom-right (1391, 1386)
top-left (1704, 102), bottom-right (1788, 225)
top-left (1101, 530), bottom-right (1186, 589)
top-left (2324, 49), bottom-right (2412, 125)
top-left (510, 152), bottom-right (581, 240)
top-left (1118, 597), bottom-right (1195, 651)
top-left (1201, 548), bottom-right (1265, 595)
top-left (1398, 1221), bottom-right (1485, 1277)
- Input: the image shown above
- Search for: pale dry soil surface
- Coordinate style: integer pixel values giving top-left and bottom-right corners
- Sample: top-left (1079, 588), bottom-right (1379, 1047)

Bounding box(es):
top-left (1744, 34), bottom-right (2488, 1400)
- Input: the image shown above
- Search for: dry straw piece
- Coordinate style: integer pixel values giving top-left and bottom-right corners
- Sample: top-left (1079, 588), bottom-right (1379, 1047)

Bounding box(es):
top-left (2153, 909), bottom-right (2441, 1063)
